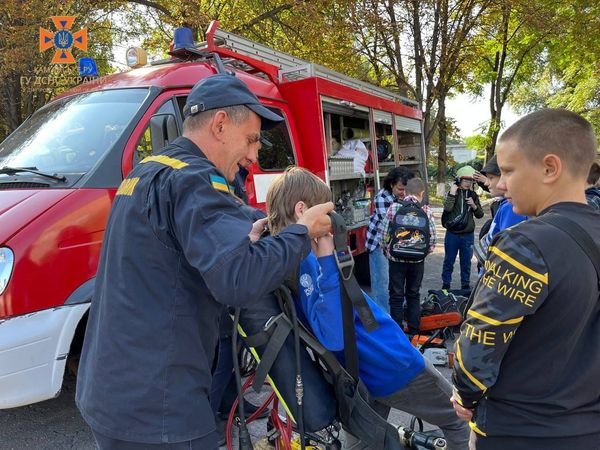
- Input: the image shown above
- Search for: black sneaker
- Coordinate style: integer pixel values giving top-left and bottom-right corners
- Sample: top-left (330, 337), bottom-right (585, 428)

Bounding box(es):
top-left (461, 285), bottom-right (470, 291)
top-left (442, 284), bottom-right (450, 290)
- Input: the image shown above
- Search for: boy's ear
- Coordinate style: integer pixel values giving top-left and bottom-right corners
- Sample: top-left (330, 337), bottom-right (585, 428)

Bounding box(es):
top-left (542, 153), bottom-right (562, 184)
top-left (294, 201), bottom-right (307, 221)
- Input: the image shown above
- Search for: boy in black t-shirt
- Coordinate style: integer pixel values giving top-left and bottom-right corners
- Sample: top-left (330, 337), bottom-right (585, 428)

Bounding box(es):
top-left (452, 109), bottom-right (600, 450)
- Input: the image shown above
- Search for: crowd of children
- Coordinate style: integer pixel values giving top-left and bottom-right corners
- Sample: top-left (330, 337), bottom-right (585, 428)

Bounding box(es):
top-left (210, 108), bottom-right (600, 450)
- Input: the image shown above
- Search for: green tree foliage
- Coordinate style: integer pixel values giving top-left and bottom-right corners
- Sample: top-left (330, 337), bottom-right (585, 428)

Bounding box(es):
top-left (510, 0), bottom-right (600, 139)
top-left (464, 0), bottom-right (599, 156)
top-left (110, 0), bottom-right (361, 77)
top-left (0, 0), bottom-right (117, 139)
top-left (347, 0), bottom-right (493, 184)
top-left (465, 133), bottom-right (490, 158)
top-left (0, 0), bottom-right (361, 140)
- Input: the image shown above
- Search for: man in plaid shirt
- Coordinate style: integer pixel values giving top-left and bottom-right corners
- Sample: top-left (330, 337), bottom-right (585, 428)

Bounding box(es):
top-left (365, 167), bottom-right (414, 312)
top-left (381, 178), bottom-right (436, 335)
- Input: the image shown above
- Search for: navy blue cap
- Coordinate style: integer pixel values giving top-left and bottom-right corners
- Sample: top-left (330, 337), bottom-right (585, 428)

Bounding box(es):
top-left (481, 155), bottom-right (500, 176)
top-left (183, 74), bottom-right (284, 130)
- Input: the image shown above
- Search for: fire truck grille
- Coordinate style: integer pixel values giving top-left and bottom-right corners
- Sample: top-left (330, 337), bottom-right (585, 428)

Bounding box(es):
top-left (0, 182), bottom-right (50, 189)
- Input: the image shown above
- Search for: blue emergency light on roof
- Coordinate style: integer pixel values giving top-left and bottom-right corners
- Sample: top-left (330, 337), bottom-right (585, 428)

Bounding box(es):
top-left (173, 27), bottom-right (195, 50)
top-left (78, 57), bottom-right (98, 77)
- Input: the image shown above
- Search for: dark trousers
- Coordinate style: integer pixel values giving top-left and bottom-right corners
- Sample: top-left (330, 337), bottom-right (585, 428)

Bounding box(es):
top-left (469, 430), bottom-right (600, 450)
top-left (388, 260), bottom-right (425, 334)
top-left (442, 231), bottom-right (474, 288)
top-left (92, 429), bottom-right (218, 450)
top-left (209, 334), bottom-right (234, 415)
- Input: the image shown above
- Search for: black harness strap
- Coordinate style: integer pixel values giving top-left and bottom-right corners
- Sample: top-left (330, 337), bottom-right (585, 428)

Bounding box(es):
top-left (329, 212), bottom-right (379, 380)
top-left (539, 213), bottom-right (600, 289)
top-left (330, 214), bottom-right (378, 331)
top-left (243, 313), bottom-right (286, 348)
top-left (250, 314), bottom-right (293, 392)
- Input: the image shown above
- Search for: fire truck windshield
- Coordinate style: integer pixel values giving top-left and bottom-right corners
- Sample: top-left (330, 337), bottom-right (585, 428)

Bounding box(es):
top-left (0, 88), bottom-right (149, 177)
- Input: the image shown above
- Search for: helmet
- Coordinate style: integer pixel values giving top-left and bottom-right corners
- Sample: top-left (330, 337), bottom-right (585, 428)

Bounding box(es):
top-left (456, 165), bottom-right (475, 180)
top-left (376, 139), bottom-right (392, 161)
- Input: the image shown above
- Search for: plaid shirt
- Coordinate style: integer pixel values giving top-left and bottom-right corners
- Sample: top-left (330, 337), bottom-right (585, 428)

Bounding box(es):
top-left (365, 189), bottom-right (395, 251)
top-left (380, 195), bottom-right (437, 262)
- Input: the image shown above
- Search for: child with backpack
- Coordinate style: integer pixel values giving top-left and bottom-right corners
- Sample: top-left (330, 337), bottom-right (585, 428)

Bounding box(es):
top-left (265, 167), bottom-right (469, 450)
top-left (381, 178), bottom-right (436, 336)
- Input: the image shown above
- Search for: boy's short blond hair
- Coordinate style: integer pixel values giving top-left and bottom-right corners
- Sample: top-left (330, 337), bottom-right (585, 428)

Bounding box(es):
top-left (266, 167), bottom-right (332, 235)
top-left (406, 178), bottom-right (425, 196)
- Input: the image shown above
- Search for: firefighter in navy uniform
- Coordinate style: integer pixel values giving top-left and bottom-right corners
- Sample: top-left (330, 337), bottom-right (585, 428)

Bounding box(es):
top-left (451, 109), bottom-right (600, 450)
top-left (76, 74), bottom-right (333, 450)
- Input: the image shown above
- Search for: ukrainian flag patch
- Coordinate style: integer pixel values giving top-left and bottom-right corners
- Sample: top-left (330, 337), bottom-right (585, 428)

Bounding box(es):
top-left (210, 174), bottom-right (231, 193)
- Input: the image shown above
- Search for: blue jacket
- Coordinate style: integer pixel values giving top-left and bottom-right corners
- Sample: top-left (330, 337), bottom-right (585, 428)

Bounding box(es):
top-left (76, 137), bottom-right (311, 443)
top-left (482, 198), bottom-right (527, 249)
top-left (295, 252), bottom-right (425, 397)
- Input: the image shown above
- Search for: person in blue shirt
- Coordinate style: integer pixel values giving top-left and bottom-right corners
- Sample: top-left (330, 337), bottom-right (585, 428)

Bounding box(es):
top-left (265, 167), bottom-right (469, 450)
top-left (473, 156), bottom-right (527, 271)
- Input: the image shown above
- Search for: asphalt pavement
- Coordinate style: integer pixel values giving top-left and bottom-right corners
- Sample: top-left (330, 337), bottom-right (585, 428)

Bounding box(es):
top-left (0, 209), bottom-right (482, 450)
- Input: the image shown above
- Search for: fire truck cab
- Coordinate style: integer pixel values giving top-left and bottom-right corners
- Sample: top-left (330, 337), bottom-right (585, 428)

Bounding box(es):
top-left (0, 22), bottom-right (426, 408)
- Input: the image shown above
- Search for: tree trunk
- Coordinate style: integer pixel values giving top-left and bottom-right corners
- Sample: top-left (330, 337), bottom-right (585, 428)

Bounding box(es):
top-left (485, 114), bottom-right (502, 160)
top-left (485, 2), bottom-right (511, 160)
top-left (436, 94), bottom-right (448, 196)
top-left (4, 72), bottom-right (22, 133)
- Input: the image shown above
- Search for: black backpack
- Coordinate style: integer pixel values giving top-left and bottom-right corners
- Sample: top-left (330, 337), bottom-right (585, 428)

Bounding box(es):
top-left (386, 200), bottom-right (431, 261)
top-left (422, 290), bottom-right (468, 318)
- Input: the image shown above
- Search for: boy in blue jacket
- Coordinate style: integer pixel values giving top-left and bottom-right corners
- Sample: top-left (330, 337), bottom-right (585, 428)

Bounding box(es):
top-left (265, 167), bottom-right (469, 450)
top-left (474, 156), bottom-right (527, 270)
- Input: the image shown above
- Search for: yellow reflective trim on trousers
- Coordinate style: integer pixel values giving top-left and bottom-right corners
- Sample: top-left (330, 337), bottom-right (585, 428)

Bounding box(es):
top-left (235, 323), bottom-right (296, 423)
top-left (455, 337), bottom-right (487, 392)
top-left (140, 155), bottom-right (189, 169)
top-left (467, 310), bottom-right (524, 326)
top-left (488, 246), bottom-right (548, 284)
top-left (469, 421), bottom-right (487, 436)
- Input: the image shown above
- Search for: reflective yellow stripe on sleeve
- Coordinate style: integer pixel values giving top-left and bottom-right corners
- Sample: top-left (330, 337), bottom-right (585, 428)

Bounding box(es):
top-left (455, 337), bottom-right (487, 392)
top-left (488, 246), bottom-right (548, 284)
top-left (140, 155), bottom-right (189, 169)
top-left (467, 310), bottom-right (524, 326)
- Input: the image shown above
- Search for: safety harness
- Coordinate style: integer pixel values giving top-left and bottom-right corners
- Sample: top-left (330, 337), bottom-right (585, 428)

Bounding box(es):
top-left (234, 212), bottom-right (448, 450)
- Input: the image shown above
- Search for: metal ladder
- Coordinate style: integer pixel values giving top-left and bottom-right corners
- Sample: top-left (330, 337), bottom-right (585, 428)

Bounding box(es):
top-left (210, 27), bottom-right (418, 107)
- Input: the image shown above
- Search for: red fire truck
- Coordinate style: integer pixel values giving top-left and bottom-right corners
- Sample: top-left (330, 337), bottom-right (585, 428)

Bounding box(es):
top-left (0, 22), bottom-right (426, 408)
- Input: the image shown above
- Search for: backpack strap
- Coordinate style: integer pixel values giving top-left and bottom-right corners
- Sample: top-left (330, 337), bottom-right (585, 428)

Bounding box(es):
top-left (329, 212), bottom-right (379, 380)
top-left (538, 212), bottom-right (600, 289)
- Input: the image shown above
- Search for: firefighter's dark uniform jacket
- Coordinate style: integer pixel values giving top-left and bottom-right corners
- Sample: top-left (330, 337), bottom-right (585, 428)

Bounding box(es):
top-left (76, 137), bottom-right (311, 444)
top-left (453, 203), bottom-right (600, 440)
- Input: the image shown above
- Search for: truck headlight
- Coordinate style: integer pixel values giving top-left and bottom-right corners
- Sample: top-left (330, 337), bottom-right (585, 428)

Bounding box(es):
top-left (0, 247), bottom-right (14, 295)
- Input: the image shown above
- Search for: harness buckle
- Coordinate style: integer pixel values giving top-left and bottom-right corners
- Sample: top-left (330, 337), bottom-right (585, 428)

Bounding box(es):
top-left (334, 247), bottom-right (355, 281)
top-left (264, 313), bottom-right (284, 331)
